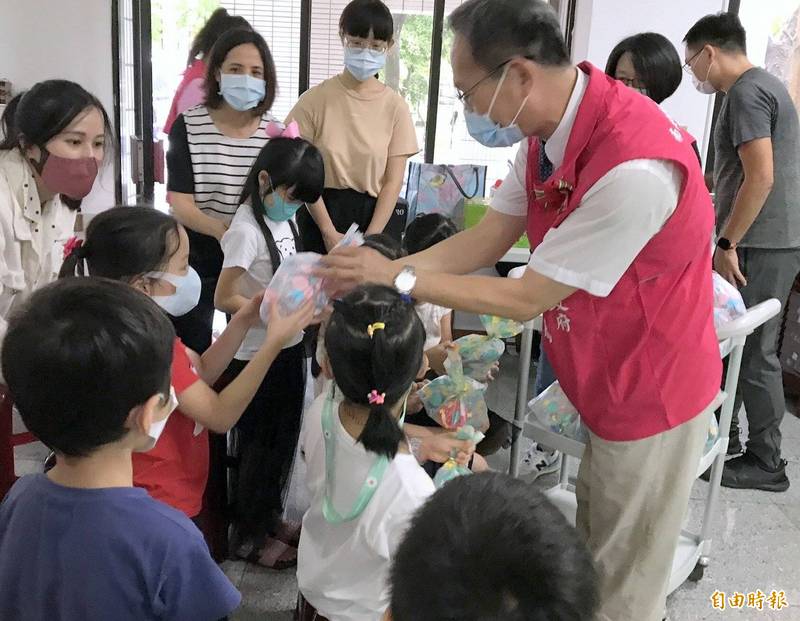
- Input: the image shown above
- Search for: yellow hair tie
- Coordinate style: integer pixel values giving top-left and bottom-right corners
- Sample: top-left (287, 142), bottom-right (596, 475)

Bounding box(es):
top-left (367, 322), bottom-right (385, 338)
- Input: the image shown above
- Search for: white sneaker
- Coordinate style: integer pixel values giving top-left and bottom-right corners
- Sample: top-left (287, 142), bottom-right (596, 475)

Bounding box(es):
top-left (519, 443), bottom-right (561, 480)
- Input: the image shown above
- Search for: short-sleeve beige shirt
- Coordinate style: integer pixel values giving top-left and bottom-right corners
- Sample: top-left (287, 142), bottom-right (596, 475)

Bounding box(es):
top-left (288, 72), bottom-right (419, 198)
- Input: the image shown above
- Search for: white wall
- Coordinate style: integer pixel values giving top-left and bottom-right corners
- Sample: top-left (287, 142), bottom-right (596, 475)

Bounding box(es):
top-left (571, 0), bottom-right (729, 161)
top-left (0, 0), bottom-right (115, 213)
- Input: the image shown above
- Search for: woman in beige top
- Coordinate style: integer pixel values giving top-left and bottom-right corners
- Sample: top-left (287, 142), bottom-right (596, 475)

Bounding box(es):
top-left (287, 0), bottom-right (419, 254)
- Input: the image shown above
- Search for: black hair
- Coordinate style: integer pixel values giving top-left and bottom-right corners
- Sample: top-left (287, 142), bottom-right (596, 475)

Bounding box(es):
top-left (339, 0), bottom-right (394, 42)
top-left (1, 278), bottom-right (174, 457)
top-left (0, 80), bottom-right (114, 200)
top-left (363, 233), bottom-right (404, 260)
top-left (239, 137), bottom-right (324, 270)
top-left (402, 213), bottom-right (458, 256)
top-left (684, 12), bottom-right (747, 54)
top-left (390, 472), bottom-right (598, 621)
top-left (326, 285), bottom-right (425, 459)
top-left (59, 206), bottom-right (181, 282)
top-left (449, 0), bottom-right (568, 71)
top-left (187, 8), bottom-right (252, 66)
top-left (204, 27), bottom-right (277, 114)
top-left (605, 33), bottom-right (682, 104)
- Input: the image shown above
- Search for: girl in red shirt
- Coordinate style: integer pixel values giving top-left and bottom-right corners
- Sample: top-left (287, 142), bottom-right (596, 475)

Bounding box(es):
top-left (59, 207), bottom-right (316, 523)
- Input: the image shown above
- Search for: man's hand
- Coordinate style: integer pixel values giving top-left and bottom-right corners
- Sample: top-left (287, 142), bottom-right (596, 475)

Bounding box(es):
top-left (714, 247), bottom-right (747, 288)
top-left (318, 246), bottom-right (398, 297)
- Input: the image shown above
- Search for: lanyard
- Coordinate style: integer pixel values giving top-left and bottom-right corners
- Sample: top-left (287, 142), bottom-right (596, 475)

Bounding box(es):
top-left (321, 388), bottom-right (406, 524)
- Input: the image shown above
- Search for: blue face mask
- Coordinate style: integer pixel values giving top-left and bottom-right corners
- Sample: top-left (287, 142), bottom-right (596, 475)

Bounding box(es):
top-left (262, 185), bottom-right (302, 222)
top-left (464, 65), bottom-right (529, 148)
top-left (147, 267), bottom-right (202, 317)
top-left (219, 73), bottom-right (266, 111)
top-left (344, 47), bottom-right (387, 82)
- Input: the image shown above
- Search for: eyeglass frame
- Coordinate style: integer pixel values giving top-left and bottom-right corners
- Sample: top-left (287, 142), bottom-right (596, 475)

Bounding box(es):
top-left (344, 36), bottom-right (389, 53)
top-left (682, 48), bottom-right (704, 74)
top-left (456, 59), bottom-right (512, 106)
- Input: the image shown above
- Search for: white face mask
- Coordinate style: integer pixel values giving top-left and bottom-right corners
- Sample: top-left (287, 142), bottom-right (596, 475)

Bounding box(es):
top-left (139, 386), bottom-right (178, 452)
top-left (692, 58), bottom-right (716, 95)
top-left (147, 267), bottom-right (202, 317)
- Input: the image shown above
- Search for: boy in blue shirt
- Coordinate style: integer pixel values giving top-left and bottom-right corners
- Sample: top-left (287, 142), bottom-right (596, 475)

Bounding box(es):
top-left (0, 278), bottom-right (240, 621)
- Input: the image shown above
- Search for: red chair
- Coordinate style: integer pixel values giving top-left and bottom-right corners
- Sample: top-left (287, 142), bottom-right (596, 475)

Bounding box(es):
top-left (0, 385), bottom-right (38, 499)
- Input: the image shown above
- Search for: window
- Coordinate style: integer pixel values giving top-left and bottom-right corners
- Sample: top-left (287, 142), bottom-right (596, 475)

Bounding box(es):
top-left (309, 0), bottom-right (437, 160)
top-left (222, 0), bottom-right (303, 121)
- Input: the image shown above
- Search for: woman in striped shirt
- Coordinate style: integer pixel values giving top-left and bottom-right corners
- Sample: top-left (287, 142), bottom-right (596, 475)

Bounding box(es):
top-left (167, 27), bottom-right (277, 354)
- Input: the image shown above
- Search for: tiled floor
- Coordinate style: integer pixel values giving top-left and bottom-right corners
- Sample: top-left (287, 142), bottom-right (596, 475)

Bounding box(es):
top-left (219, 349), bottom-right (800, 620)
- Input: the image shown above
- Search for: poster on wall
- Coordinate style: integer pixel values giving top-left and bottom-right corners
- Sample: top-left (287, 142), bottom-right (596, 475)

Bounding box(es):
top-left (739, 0), bottom-right (800, 107)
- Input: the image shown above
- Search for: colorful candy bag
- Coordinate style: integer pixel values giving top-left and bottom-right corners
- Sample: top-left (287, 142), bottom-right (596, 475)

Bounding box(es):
top-left (527, 381), bottom-right (588, 443)
top-left (454, 314), bottom-right (523, 381)
top-left (418, 348), bottom-right (490, 432)
top-left (261, 224), bottom-right (363, 321)
top-left (712, 271), bottom-right (746, 329)
top-left (432, 425), bottom-right (485, 489)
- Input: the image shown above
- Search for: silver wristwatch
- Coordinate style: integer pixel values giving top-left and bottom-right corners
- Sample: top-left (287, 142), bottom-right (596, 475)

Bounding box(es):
top-left (393, 265), bottom-right (417, 297)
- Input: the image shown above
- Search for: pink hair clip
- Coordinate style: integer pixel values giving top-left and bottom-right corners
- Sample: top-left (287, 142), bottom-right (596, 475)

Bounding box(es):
top-left (265, 120), bottom-right (301, 140)
top-left (63, 236), bottom-right (83, 260)
top-left (367, 390), bottom-right (386, 405)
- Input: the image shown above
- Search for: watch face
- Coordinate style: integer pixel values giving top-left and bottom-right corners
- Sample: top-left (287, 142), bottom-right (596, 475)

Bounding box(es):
top-left (396, 271), bottom-right (414, 291)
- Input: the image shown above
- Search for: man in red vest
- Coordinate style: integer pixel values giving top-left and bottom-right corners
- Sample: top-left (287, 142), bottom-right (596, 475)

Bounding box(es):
top-left (321, 1), bottom-right (721, 619)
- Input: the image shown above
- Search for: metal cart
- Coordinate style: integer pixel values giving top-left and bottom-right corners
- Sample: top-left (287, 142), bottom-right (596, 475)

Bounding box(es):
top-left (508, 266), bottom-right (781, 589)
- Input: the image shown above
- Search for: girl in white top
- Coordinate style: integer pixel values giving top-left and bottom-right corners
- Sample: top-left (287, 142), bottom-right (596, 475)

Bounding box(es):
top-left (0, 80), bottom-right (110, 350)
top-left (297, 285), bottom-right (435, 621)
top-left (215, 134), bottom-right (324, 569)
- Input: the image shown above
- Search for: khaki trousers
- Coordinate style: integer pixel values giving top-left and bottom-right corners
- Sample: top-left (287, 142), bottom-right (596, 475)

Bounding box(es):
top-left (576, 409), bottom-right (709, 621)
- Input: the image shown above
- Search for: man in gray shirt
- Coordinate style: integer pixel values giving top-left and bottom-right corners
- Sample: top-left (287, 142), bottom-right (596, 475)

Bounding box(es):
top-left (685, 12), bottom-right (800, 492)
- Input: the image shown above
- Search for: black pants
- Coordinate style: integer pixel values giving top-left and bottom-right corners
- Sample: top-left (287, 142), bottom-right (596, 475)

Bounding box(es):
top-left (223, 342), bottom-right (306, 543)
top-left (296, 188), bottom-right (406, 255)
top-left (172, 229), bottom-right (223, 354)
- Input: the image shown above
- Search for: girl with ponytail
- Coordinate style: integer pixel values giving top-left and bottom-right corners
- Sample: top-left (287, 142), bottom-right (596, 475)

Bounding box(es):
top-left (295, 285), bottom-right (436, 621)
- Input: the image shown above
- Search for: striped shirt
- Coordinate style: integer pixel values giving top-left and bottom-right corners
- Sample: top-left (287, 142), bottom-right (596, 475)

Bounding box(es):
top-left (166, 105), bottom-right (274, 224)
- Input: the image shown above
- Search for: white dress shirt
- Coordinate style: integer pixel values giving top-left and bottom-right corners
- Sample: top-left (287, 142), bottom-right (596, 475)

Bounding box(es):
top-left (491, 67), bottom-right (682, 297)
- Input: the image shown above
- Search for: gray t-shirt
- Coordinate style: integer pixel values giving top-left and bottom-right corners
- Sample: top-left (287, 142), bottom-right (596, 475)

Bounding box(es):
top-left (713, 67), bottom-right (800, 248)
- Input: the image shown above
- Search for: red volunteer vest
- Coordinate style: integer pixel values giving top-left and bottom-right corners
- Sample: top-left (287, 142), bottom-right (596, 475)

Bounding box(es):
top-left (526, 62), bottom-right (721, 441)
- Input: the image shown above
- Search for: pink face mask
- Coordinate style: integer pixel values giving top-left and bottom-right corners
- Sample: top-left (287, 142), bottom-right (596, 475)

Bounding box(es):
top-left (30, 150), bottom-right (99, 200)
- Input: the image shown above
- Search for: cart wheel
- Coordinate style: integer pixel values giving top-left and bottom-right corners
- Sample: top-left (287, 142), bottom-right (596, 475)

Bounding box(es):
top-left (688, 562), bottom-right (705, 582)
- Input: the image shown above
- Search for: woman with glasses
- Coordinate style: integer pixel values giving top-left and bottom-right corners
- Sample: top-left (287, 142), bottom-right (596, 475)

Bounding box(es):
top-left (287, 0), bottom-right (419, 254)
top-left (606, 32), bottom-right (702, 163)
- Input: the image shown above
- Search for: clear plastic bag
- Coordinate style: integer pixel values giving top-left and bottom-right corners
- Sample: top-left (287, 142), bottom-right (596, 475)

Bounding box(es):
top-left (418, 349), bottom-right (490, 432)
top-left (712, 271), bottom-right (746, 329)
top-left (704, 410), bottom-right (719, 455)
top-left (454, 314), bottom-right (523, 381)
top-left (527, 381), bottom-right (587, 442)
top-left (260, 224), bottom-right (363, 321)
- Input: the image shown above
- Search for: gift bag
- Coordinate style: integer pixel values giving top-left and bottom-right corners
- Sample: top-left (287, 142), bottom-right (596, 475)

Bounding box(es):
top-left (418, 348), bottom-right (490, 432)
top-left (404, 163), bottom-right (487, 228)
top-left (261, 224), bottom-right (363, 320)
top-left (528, 381), bottom-right (588, 442)
top-left (432, 424), bottom-right (485, 489)
top-left (712, 271), bottom-right (746, 329)
top-left (455, 314), bottom-right (523, 381)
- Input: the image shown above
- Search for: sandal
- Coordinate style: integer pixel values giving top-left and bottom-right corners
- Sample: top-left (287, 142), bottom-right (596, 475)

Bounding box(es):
top-left (250, 536), bottom-right (297, 570)
top-left (275, 519), bottom-right (302, 548)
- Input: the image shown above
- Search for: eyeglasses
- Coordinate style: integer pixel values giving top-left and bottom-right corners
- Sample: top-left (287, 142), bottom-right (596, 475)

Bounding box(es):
top-left (345, 37), bottom-right (388, 53)
top-left (618, 77), bottom-right (646, 90)
top-left (456, 60), bottom-right (510, 105)
top-left (683, 49), bottom-right (703, 74)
